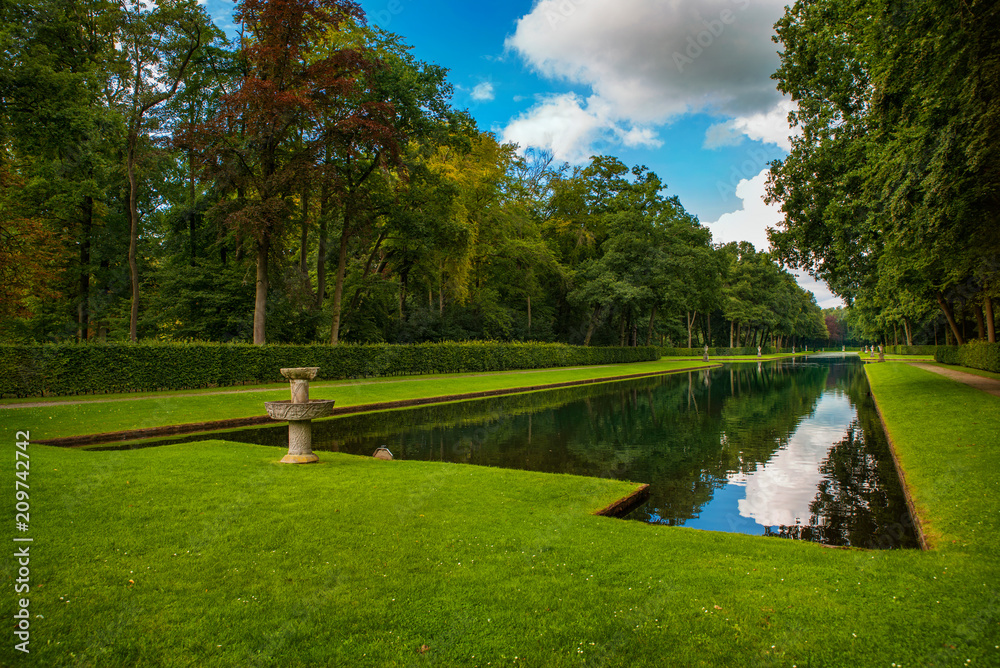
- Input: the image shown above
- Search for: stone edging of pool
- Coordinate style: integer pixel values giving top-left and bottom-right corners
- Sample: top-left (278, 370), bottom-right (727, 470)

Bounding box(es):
top-left (36, 364), bottom-right (723, 447)
top-left (592, 484), bottom-right (650, 518)
top-left (866, 380), bottom-right (931, 551)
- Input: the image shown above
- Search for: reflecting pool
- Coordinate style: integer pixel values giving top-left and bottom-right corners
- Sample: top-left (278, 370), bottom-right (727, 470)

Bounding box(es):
top-left (110, 354), bottom-right (917, 548)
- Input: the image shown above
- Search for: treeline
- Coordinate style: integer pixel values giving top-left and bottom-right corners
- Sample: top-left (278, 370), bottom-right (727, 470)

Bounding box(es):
top-left (0, 0), bottom-right (828, 349)
top-left (769, 0), bottom-right (999, 346)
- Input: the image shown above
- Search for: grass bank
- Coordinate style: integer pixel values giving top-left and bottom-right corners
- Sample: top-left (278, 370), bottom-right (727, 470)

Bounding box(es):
top-left (1, 361), bottom-right (997, 666)
top-left (0, 358), bottom-right (726, 441)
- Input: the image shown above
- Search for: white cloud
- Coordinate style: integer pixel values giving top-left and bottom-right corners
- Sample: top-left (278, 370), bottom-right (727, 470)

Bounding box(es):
top-left (708, 168), bottom-right (844, 308)
top-left (705, 99), bottom-right (798, 151)
top-left (734, 393), bottom-right (854, 527)
top-left (706, 169), bottom-right (779, 251)
top-left (501, 93), bottom-right (661, 162)
top-left (503, 0), bottom-right (789, 160)
top-left (470, 82), bottom-right (495, 102)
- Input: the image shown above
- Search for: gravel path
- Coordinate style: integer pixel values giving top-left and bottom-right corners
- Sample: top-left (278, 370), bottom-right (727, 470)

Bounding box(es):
top-left (908, 363), bottom-right (1000, 398)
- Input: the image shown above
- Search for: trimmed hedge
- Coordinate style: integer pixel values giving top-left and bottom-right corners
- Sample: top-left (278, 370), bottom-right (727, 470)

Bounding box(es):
top-left (0, 342), bottom-right (660, 398)
top-left (934, 341), bottom-right (1000, 373)
top-left (659, 346), bottom-right (780, 357)
top-left (886, 345), bottom-right (940, 355)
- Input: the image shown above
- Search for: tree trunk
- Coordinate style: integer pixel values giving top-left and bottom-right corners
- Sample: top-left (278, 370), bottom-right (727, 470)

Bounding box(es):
top-left (315, 191), bottom-right (328, 309)
top-left (986, 295), bottom-right (996, 343)
top-left (646, 305), bottom-right (657, 345)
top-left (903, 317), bottom-right (913, 346)
top-left (299, 186), bottom-right (310, 276)
top-left (77, 196), bottom-right (92, 342)
top-left (329, 219), bottom-right (350, 345)
top-left (188, 147), bottom-right (197, 266)
top-left (686, 311), bottom-right (696, 348)
top-left (974, 303), bottom-right (986, 341)
top-left (127, 127), bottom-right (140, 343)
top-left (583, 305), bottom-right (601, 346)
top-left (253, 235), bottom-right (269, 345)
top-left (619, 315), bottom-right (626, 347)
top-left (729, 320), bottom-right (734, 348)
top-left (526, 295), bottom-right (531, 335)
top-left (937, 292), bottom-right (965, 345)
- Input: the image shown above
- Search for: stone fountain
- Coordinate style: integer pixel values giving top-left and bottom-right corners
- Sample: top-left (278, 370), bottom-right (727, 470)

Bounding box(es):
top-left (265, 367), bottom-right (335, 464)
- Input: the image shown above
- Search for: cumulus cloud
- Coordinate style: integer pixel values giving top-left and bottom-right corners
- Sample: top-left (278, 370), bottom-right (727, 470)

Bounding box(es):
top-left (707, 168), bottom-right (844, 308)
top-left (705, 169), bottom-right (779, 251)
top-left (503, 0), bottom-right (789, 159)
top-left (470, 82), bottom-right (495, 102)
top-left (501, 93), bottom-right (661, 162)
top-left (734, 393), bottom-right (855, 527)
top-left (705, 99), bottom-right (798, 151)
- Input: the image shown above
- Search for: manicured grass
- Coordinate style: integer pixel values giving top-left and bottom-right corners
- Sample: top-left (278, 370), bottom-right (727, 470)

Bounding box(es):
top-left (1, 359), bottom-right (719, 440)
top-left (1, 361), bottom-right (998, 666)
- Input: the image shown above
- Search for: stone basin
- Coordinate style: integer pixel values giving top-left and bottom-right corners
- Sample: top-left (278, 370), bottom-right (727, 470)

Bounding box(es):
top-left (280, 367), bottom-right (319, 381)
top-left (265, 399), bottom-right (336, 421)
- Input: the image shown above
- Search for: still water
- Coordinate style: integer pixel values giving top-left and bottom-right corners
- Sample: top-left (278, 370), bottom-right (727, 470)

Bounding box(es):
top-left (112, 354), bottom-right (917, 549)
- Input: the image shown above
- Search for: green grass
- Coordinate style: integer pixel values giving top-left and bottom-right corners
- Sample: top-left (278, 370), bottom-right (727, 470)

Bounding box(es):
top-left (1, 359), bottom-right (720, 440)
top-left (1, 361), bottom-right (998, 666)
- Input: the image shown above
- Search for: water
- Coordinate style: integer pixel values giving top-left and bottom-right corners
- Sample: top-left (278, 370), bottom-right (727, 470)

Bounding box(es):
top-left (102, 355), bottom-right (918, 548)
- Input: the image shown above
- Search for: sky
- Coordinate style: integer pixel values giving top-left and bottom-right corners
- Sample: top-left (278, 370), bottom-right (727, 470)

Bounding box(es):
top-left (203, 0), bottom-right (842, 308)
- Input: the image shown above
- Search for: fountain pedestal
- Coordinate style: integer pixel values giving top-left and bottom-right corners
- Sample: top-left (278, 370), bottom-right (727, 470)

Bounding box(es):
top-left (265, 367), bottom-right (335, 464)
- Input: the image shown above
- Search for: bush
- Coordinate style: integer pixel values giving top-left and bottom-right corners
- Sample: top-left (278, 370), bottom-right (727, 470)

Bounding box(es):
top-left (958, 341), bottom-right (1000, 373)
top-left (0, 342), bottom-right (660, 398)
top-left (658, 346), bottom-right (777, 357)
top-left (934, 346), bottom-right (961, 365)
top-left (888, 345), bottom-right (940, 355)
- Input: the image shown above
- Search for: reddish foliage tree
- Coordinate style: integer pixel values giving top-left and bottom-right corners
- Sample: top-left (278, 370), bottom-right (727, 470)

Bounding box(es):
top-left (183, 0), bottom-right (398, 344)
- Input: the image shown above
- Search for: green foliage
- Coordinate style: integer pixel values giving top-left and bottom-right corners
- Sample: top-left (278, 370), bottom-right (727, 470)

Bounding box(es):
top-left (936, 341), bottom-right (1000, 373)
top-left (0, 341), bottom-right (659, 397)
top-left (887, 345), bottom-right (940, 356)
top-left (658, 346), bottom-right (775, 357)
top-left (934, 346), bottom-right (961, 365)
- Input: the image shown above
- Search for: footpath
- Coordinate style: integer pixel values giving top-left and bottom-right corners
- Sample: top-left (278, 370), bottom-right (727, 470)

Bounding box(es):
top-left (908, 362), bottom-right (1000, 398)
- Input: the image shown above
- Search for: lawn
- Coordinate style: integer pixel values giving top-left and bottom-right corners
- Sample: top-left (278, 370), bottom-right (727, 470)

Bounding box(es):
top-left (1, 361), bottom-right (997, 666)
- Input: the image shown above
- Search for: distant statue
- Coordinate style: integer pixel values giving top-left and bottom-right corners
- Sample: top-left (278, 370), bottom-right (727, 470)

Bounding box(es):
top-left (842, 345), bottom-right (846, 352)
top-left (703, 345), bottom-right (709, 362)
top-left (791, 345), bottom-right (795, 354)
top-left (757, 346), bottom-right (762, 358)
top-left (878, 345), bottom-right (885, 362)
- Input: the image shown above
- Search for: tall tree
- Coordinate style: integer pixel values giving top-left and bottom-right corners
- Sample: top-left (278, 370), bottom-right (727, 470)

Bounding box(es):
top-left (111, 0), bottom-right (214, 341)
top-left (187, 0), bottom-right (385, 344)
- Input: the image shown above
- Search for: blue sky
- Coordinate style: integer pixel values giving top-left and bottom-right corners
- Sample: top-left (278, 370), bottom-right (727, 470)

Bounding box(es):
top-left (203, 0), bottom-right (840, 308)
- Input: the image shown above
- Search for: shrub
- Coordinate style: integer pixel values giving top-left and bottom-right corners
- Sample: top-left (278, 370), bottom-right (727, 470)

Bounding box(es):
top-left (0, 342), bottom-right (660, 398)
top-left (888, 345), bottom-right (940, 355)
top-left (958, 341), bottom-right (1000, 373)
top-left (934, 346), bottom-right (961, 365)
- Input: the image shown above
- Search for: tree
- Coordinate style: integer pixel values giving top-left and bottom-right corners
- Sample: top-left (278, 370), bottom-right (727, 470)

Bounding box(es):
top-left (187, 0), bottom-right (387, 345)
top-left (768, 0), bottom-right (1000, 343)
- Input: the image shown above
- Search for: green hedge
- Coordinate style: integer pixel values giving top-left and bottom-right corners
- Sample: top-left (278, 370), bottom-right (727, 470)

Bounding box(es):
top-left (659, 346), bottom-right (780, 357)
top-left (934, 341), bottom-right (1000, 373)
top-left (887, 345), bottom-right (940, 355)
top-left (0, 342), bottom-right (660, 398)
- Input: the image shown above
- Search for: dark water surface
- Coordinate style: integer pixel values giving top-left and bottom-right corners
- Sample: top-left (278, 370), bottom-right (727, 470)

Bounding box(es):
top-left (109, 355), bottom-right (917, 548)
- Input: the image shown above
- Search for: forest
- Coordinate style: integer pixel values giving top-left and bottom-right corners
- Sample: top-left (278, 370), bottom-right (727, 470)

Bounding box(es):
top-left (0, 0), bottom-right (830, 350)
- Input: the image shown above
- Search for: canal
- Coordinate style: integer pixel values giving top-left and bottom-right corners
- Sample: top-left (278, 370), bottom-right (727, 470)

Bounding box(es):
top-left (103, 354), bottom-right (918, 549)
